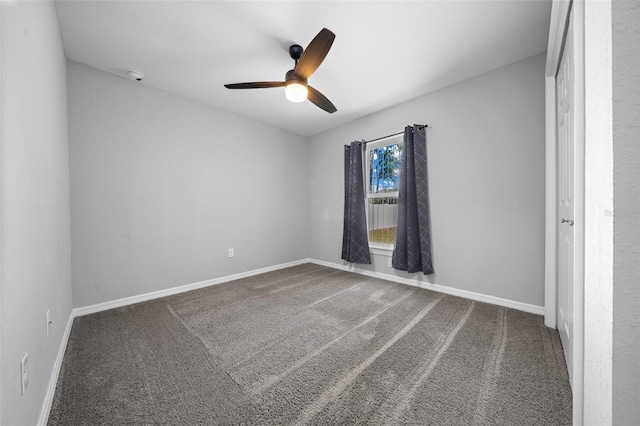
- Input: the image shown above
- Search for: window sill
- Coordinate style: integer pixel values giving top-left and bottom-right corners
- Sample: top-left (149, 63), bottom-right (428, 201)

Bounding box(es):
top-left (369, 244), bottom-right (394, 256)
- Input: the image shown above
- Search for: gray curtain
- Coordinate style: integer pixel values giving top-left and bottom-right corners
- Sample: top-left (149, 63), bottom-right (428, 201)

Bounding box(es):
top-left (341, 141), bottom-right (371, 264)
top-left (392, 125), bottom-right (434, 274)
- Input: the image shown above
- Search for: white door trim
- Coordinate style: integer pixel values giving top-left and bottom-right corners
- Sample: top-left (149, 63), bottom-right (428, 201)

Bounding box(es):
top-left (0, 3), bottom-right (4, 423)
top-left (545, 1), bottom-right (614, 424)
top-left (582, 0), bottom-right (613, 423)
top-left (571, 4), bottom-right (586, 425)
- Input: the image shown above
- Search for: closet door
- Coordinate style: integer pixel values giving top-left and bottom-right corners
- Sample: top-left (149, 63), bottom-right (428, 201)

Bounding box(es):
top-left (556, 8), bottom-right (575, 387)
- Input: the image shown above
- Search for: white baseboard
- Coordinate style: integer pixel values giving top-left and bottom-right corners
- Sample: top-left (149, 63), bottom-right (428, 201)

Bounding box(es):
top-left (72, 258), bottom-right (311, 317)
top-left (309, 258), bottom-right (545, 315)
top-left (37, 311), bottom-right (75, 426)
top-left (73, 256), bottom-right (544, 319)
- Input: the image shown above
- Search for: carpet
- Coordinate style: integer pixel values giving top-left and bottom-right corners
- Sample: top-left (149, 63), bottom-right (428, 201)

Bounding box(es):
top-left (48, 263), bottom-right (572, 425)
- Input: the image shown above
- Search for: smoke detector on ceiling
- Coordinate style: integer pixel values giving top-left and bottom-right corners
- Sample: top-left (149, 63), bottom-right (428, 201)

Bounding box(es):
top-left (127, 70), bottom-right (144, 82)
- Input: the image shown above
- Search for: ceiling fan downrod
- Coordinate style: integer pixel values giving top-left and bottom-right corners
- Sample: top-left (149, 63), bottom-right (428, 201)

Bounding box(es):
top-left (289, 44), bottom-right (304, 66)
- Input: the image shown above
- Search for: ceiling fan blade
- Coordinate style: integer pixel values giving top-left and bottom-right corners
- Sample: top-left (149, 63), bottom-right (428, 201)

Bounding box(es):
top-left (224, 82), bottom-right (285, 89)
top-left (308, 86), bottom-right (337, 113)
top-left (294, 28), bottom-right (335, 80)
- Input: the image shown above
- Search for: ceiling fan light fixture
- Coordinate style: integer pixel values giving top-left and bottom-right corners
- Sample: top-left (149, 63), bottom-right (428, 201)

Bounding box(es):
top-left (285, 80), bottom-right (308, 103)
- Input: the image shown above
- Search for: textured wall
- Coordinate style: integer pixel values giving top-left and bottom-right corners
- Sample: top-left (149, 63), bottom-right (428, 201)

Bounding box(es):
top-left (0, 1), bottom-right (73, 424)
top-left (308, 54), bottom-right (546, 307)
top-left (67, 62), bottom-right (309, 308)
top-left (612, 1), bottom-right (640, 423)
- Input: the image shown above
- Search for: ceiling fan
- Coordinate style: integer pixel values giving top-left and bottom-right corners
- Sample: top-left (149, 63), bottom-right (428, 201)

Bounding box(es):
top-left (224, 28), bottom-right (337, 114)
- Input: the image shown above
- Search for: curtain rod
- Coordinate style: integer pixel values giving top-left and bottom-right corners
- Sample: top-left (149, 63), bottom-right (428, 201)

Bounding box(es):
top-left (364, 124), bottom-right (429, 144)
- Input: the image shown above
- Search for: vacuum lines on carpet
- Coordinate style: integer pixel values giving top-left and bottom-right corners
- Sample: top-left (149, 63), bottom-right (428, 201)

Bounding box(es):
top-left (48, 263), bottom-right (572, 425)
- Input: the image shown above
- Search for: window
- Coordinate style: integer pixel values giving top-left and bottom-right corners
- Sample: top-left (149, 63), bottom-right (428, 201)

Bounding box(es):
top-left (365, 134), bottom-right (403, 249)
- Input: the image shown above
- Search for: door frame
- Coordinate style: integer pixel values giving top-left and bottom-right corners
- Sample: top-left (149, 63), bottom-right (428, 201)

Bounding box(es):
top-left (545, 1), bottom-right (614, 424)
top-left (545, 0), bottom-right (583, 423)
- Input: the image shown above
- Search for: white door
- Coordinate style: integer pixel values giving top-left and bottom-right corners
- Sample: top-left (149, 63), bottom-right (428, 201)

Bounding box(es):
top-left (556, 10), bottom-right (575, 387)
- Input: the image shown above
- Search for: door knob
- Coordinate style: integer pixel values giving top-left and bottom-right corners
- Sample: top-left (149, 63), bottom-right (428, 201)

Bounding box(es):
top-left (561, 218), bottom-right (574, 226)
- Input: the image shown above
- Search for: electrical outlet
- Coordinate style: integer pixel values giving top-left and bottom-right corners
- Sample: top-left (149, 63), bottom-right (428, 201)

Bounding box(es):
top-left (228, 248), bottom-right (234, 258)
top-left (20, 353), bottom-right (28, 396)
top-left (387, 258), bottom-right (392, 267)
top-left (46, 309), bottom-right (52, 336)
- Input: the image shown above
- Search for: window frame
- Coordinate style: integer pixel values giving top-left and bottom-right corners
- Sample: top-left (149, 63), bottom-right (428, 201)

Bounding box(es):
top-left (364, 134), bottom-right (403, 251)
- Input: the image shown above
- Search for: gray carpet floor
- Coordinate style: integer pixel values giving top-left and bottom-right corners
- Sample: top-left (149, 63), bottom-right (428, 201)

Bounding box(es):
top-left (48, 263), bottom-right (572, 425)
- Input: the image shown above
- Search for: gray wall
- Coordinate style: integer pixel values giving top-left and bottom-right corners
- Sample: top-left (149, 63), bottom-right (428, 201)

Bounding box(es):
top-left (612, 1), bottom-right (640, 423)
top-left (0, 2), bottom-right (73, 424)
top-left (67, 62), bottom-right (309, 308)
top-left (309, 53), bottom-right (546, 307)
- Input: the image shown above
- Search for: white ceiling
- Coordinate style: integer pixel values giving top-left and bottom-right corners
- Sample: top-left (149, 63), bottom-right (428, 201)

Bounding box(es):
top-left (54, 0), bottom-right (551, 137)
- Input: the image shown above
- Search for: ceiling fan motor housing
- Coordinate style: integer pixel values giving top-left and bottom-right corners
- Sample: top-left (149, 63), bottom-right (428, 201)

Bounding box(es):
top-left (285, 69), bottom-right (306, 85)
